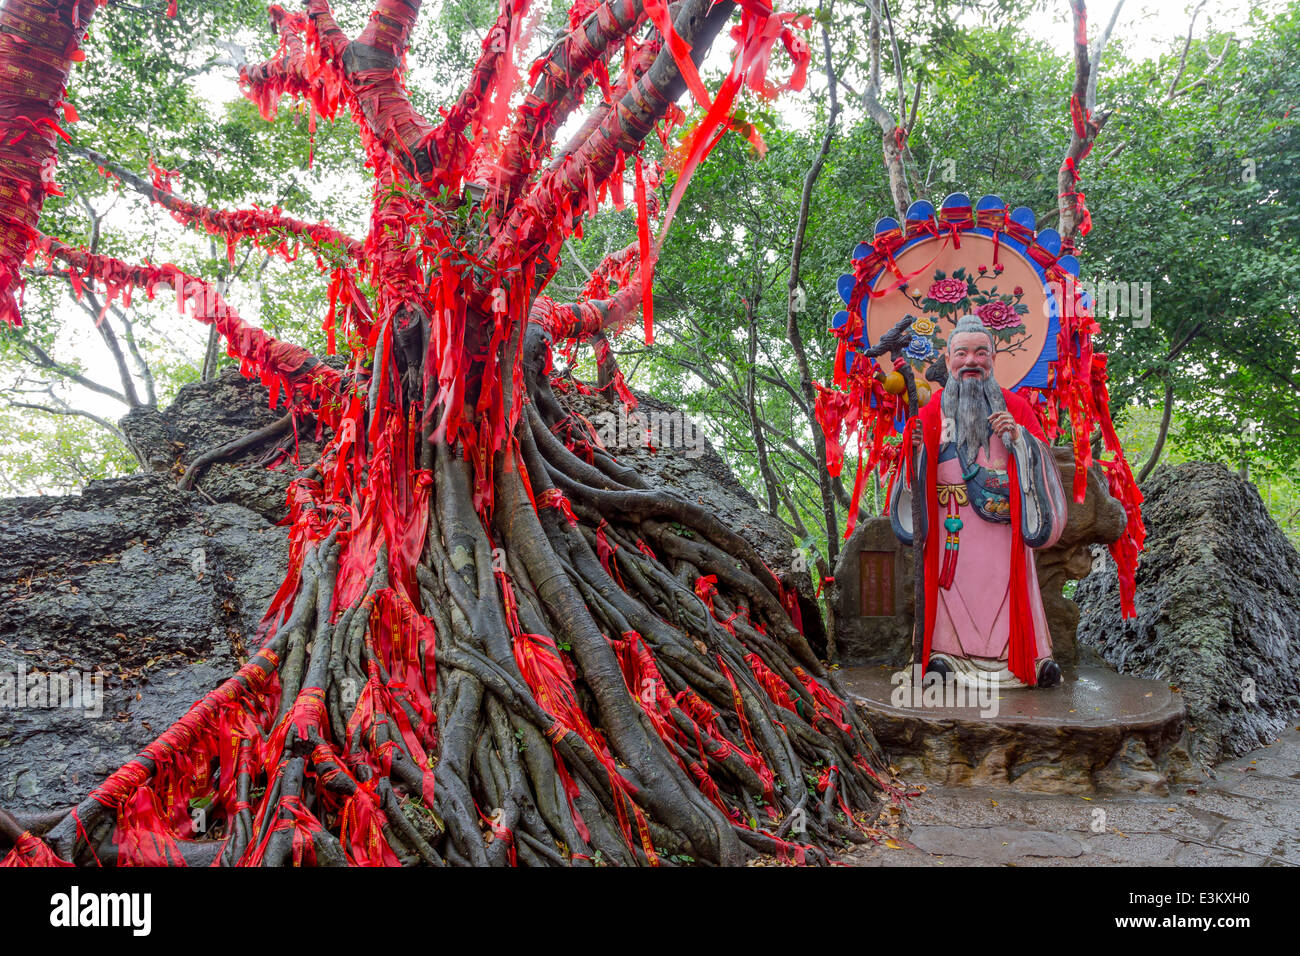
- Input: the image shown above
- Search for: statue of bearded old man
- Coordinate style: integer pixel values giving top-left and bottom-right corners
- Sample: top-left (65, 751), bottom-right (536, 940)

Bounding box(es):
top-left (891, 314), bottom-right (1070, 689)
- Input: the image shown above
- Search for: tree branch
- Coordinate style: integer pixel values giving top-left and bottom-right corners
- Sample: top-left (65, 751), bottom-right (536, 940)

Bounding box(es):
top-left (300, 0), bottom-right (458, 195)
top-left (115, 308), bottom-right (157, 407)
top-left (1057, 0), bottom-right (1108, 246)
top-left (69, 145), bottom-right (363, 261)
top-left (1169, 36), bottom-right (1234, 100)
top-left (0, 0), bottom-right (100, 327)
top-left (786, 12), bottom-right (843, 562)
top-left (1136, 379), bottom-right (1174, 482)
top-left (178, 413), bottom-right (295, 490)
top-left (546, 37), bottom-right (662, 178)
top-left (489, 0), bottom-right (736, 277)
top-left (5, 393), bottom-right (130, 446)
top-left (78, 288), bottom-right (143, 408)
top-left (860, 1), bottom-right (910, 220)
top-left (492, 0), bottom-right (648, 215)
top-left (1167, 0), bottom-right (1207, 98)
top-left (12, 335), bottom-right (129, 406)
top-left (1133, 321), bottom-right (1204, 385)
top-left (34, 235), bottom-right (344, 410)
top-left (1086, 0), bottom-right (1125, 112)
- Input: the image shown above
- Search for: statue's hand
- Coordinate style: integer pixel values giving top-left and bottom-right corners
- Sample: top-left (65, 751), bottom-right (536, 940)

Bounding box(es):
top-left (911, 426), bottom-right (922, 449)
top-left (988, 411), bottom-right (1020, 443)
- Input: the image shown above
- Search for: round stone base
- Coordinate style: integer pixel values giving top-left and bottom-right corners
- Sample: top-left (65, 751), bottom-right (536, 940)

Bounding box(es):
top-left (840, 664), bottom-right (1197, 795)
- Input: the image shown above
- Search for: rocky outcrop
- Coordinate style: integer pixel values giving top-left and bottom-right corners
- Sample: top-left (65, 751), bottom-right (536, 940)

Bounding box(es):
top-left (1076, 461), bottom-right (1300, 764)
top-left (1, 367), bottom-right (322, 812)
top-left (120, 366), bottom-right (325, 521)
top-left (0, 475), bottom-right (288, 812)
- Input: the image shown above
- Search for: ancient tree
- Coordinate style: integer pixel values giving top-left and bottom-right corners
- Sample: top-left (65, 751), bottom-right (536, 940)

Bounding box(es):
top-left (0, 0), bottom-right (892, 866)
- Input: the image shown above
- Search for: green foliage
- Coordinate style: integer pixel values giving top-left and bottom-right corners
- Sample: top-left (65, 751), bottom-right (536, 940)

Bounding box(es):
top-left (1121, 402), bottom-right (1300, 547)
top-left (1091, 5), bottom-right (1300, 471)
top-left (0, 1), bottom-right (434, 491)
top-left (0, 408), bottom-right (136, 496)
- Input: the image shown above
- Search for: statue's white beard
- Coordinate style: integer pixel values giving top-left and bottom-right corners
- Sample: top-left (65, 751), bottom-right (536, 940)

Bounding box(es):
top-left (942, 368), bottom-right (1005, 463)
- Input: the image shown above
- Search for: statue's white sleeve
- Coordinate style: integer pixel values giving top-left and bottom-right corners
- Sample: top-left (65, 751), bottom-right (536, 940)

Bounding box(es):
top-left (1007, 429), bottom-right (1068, 548)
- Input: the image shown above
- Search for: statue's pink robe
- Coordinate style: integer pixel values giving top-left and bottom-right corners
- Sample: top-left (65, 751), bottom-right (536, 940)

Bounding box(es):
top-left (931, 434), bottom-right (1056, 663)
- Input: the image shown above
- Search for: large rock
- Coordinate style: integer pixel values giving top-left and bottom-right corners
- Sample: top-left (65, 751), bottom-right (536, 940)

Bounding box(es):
top-left (0, 475), bottom-right (288, 811)
top-left (1076, 461), bottom-right (1300, 764)
top-left (0, 367), bottom-right (313, 813)
top-left (121, 366), bottom-right (325, 521)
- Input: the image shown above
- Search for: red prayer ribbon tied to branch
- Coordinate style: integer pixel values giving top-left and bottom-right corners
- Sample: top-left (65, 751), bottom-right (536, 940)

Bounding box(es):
top-left (816, 202), bottom-right (1146, 617)
top-left (508, 0), bottom-right (812, 360)
top-left (1059, 94), bottom-right (1095, 241)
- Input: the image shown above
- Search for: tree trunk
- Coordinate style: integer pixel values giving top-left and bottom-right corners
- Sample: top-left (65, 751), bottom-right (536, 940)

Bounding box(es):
top-left (746, 291), bottom-right (781, 516)
top-left (1137, 380), bottom-right (1174, 483)
top-left (787, 18), bottom-right (843, 566)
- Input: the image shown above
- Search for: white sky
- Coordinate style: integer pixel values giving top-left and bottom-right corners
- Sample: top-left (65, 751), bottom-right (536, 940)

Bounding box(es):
top-left (31, 0), bottom-right (1279, 435)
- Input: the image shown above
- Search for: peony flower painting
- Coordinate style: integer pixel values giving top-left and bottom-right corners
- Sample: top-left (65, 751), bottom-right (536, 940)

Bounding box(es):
top-left (902, 265), bottom-right (1032, 376)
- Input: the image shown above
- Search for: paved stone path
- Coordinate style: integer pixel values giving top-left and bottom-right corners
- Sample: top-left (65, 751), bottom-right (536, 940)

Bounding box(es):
top-left (846, 727), bottom-right (1300, 866)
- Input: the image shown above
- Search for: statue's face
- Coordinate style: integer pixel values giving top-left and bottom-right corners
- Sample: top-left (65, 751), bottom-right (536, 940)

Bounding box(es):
top-left (946, 330), bottom-right (994, 382)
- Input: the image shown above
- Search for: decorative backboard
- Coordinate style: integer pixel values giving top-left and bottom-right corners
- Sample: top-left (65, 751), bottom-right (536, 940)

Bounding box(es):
top-left (831, 194), bottom-right (1094, 425)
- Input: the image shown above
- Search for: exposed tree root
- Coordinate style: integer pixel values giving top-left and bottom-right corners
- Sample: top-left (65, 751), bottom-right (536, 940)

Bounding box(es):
top-left (177, 412), bottom-right (295, 490)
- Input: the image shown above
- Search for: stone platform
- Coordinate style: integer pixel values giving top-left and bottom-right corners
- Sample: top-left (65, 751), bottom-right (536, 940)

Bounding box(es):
top-left (840, 664), bottom-right (1196, 795)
